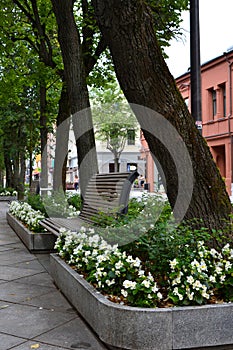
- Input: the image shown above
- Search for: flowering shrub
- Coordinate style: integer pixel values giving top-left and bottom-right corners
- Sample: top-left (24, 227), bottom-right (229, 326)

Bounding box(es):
top-left (55, 228), bottom-right (163, 307)
top-left (9, 201), bottom-right (45, 232)
top-left (41, 191), bottom-right (80, 218)
top-left (55, 226), bottom-right (233, 308)
top-left (94, 193), bottom-right (166, 246)
top-left (0, 188), bottom-right (17, 196)
top-left (9, 193), bottom-right (233, 307)
top-left (168, 241), bottom-right (233, 305)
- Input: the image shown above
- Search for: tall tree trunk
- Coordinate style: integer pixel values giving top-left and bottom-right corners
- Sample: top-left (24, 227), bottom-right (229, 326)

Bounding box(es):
top-left (51, 0), bottom-right (98, 196)
top-left (53, 82), bottom-right (71, 192)
top-left (40, 84), bottom-right (48, 192)
top-left (92, 0), bottom-right (232, 230)
top-left (17, 152), bottom-right (25, 200)
top-left (4, 152), bottom-right (13, 188)
top-left (29, 150), bottom-right (33, 187)
top-left (114, 156), bottom-right (119, 172)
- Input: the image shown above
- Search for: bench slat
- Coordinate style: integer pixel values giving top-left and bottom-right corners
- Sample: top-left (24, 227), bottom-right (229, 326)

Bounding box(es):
top-left (40, 171), bottom-right (138, 235)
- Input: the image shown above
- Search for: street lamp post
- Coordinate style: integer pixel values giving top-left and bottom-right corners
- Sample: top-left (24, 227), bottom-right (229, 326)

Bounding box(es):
top-left (190, 0), bottom-right (202, 133)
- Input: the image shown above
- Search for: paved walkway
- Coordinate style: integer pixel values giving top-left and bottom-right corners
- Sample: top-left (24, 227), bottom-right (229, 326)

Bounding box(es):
top-left (0, 201), bottom-right (109, 350)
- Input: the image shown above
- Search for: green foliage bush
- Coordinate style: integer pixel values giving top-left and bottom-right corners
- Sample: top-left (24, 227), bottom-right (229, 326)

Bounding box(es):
top-left (67, 193), bottom-right (82, 211)
top-left (27, 193), bottom-right (47, 216)
top-left (55, 194), bottom-right (233, 308)
top-left (27, 192), bottom-right (82, 218)
top-left (0, 187), bottom-right (17, 196)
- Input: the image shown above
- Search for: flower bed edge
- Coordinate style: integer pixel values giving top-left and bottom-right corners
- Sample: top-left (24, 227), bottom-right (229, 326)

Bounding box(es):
top-left (6, 212), bottom-right (56, 252)
top-left (50, 253), bottom-right (233, 350)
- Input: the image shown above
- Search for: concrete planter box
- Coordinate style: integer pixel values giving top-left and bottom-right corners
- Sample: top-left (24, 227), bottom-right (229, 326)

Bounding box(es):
top-left (50, 253), bottom-right (233, 350)
top-left (7, 212), bottom-right (57, 252)
top-left (0, 196), bottom-right (17, 201)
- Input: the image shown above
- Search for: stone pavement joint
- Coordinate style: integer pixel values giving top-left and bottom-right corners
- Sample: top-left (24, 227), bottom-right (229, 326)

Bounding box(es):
top-left (0, 201), bottom-right (109, 350)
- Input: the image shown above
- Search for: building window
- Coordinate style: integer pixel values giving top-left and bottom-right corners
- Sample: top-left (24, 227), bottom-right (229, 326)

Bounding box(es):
top-left (212, 89), bottom-right (217, 117)
top-left (218, 83), bottom-right (226, 117)
top-left (223, 86), bottom-right (226, 117)
top-left (207, 88), bottom-right (216, 120)
top-left (127, 129), bottom-right (135, 145)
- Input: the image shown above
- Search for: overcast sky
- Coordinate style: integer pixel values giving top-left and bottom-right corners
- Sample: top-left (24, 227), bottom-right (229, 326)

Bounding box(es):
top-left (165, 0), bottom-right (233, 78)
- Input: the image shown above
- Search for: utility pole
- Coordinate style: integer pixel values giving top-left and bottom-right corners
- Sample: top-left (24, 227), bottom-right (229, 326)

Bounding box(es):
top-left (190, 0), bottom-right (202, 133)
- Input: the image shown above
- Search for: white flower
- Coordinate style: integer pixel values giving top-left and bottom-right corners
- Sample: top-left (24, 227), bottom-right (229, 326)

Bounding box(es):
top-left (215, 266), bottom-right (223, 275)
top-left (147, 272), bottom-right (154, 282)
top-left (222, 243), bottom-right (230, 254)
top-left (123, 280), bottom-right (137, 290)
top-left (106, 279), bottom-right (115, 286)
top-left (210, 248), bottom-right (218, 257)
top-left (141, 279), bottom-right (151, 288)
top-left (191, 259), bottom-right (200, 269)
top-left (187, 275), bottom-right (195, 285)
top-left (138, 270), bottom-right (145, 277)
top-left (152, 284), bottom-right (159, 293)
top-left (121, 289), bottom-right (128, 298)
top-left (157, 292), bottom-right (163, 300)
top-left (169, 258), bottom-right (178, 270)
top-left (115, 261), bottom-right (124, 270)
top-left (132, 257), bottom-right (141, 268)
top-left (225, 261), bottom-right (232, 271)
top-left (126, 255), bottom-right (134, 263)
top-left (197, 260), bottom-right (208, 272)
top-left (201, 290), bottom-right (210, 299)
top-left (192, 280), bottom-right (202, 290)
top-left (187, 291), bottom-right (194, 300)
top-left (209, 275), bottom-right (216, 283)
top-left (220, 275), bottom-right (226, 282)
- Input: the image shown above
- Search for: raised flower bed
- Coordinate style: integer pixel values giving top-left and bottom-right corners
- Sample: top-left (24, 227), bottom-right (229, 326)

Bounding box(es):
top-left (51, 226), bottom-right (233, 350)
top-left (50, 253), bottom-right (233, 350)
top-left (7, 201), bottom-right (56, 252)
top-left (0, 189), bottom-right (17, 201)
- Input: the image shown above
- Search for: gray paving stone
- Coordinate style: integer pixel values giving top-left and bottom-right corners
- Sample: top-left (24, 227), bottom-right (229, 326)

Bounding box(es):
top-left (21, 289), bottom-right (77, 313)
top-left (0, 242), bottom-right (25, 249)
top-left (0, 301), bottom-right (12, 308)
top-left (0, 303), bottom-right (76, 339)
top-left (0, 238), bottom-right (19, 245)
top-left (0, 249), bottom-right (36, 265)
top-left (35, 317), bottom-right (108, 350)
top-left (12, 259), bottom-right (46, 272)
top-left (0, 332), bottom-right (26, 349)
top-left (0, 265), bottom-right (41, 281)
top-left (35, 253), bottom-right (51, 273)
top-left (0, 245), bottom-right (17, 252)
top-left (14, 272), bottom-right (55, 287)
top-left (0, 230), bottom-right (16, 237)
top-left (0, 280), bottom-right (56, 303)
top-left (9, 340), bottom-right (71, 350)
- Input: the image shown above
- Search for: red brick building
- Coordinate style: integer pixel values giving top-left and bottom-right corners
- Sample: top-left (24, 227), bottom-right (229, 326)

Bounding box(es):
top-left (177, 49), bottom-right (233, 195)
top-left (141, 49), bottom-right (233, 195)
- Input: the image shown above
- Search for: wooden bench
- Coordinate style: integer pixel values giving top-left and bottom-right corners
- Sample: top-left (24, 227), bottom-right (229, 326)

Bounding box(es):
top-left (40, 171), bottom-right (139, 236)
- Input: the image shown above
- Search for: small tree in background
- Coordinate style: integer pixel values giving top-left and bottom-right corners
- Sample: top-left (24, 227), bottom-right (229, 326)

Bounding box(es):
top-left (92, 82), bottom-right (139, 172)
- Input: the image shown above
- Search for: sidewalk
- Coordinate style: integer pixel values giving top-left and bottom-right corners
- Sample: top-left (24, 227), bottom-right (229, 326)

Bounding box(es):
top-left (0, 201), bottom-right (109, 350)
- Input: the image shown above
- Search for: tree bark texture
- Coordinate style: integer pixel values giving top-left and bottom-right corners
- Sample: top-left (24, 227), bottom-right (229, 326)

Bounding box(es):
top-left (92, 0), bottom-right (232, 230)
top-left (40, 84), bottom-right (48, 190)
top-left (51, 0), bottom-right (98, 196)
top-left (53, 82), bottom-right (71, 192)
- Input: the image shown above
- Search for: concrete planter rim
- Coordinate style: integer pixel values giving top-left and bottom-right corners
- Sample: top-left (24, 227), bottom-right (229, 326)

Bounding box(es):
top-left (7, 212), bottom-right (56, 252)
top-left (50, 253), bottom-right (233, 350)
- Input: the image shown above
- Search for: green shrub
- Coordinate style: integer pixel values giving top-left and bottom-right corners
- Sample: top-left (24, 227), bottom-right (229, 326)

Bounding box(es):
top-left (67, 193), bottom-right (82, 211)
top-left (27, 193), bottom-right (47, 216)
